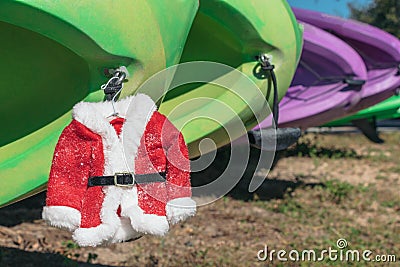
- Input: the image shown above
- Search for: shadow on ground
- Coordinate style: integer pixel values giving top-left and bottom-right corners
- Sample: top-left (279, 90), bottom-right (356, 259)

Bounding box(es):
top-left (0, 247), bottom-right (112, 267)
top-left (191, 145), bottom-right (324, 201)
top-left (1, 144), bottom-right (326, 226)
top-left (0, 193), bottom-right (45, 227)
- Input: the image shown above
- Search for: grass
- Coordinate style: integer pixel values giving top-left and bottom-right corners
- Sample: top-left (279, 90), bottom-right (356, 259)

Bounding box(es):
top-left (252, 180), bottom-right (399, 265)
top-left (323, 180), bottom-right (354, 203)
top-left (1, 132), bottom-right (399, 267)
top-left (283, 135), bottom-right (361, 159)
top-left (386, 165), bottom-right (400, 173)
top-left (62, 240), bottom-right (79, 250)
top-left (381, 200), bottom-right (400, 209)
top-left (242, 133), bottom-right (400, 266)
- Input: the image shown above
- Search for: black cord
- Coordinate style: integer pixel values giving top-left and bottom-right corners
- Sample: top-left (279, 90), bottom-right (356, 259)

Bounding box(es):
top-left (258, 55), bottom-right (279, 128)
top-left (270, 68), bottom-right (279, 128)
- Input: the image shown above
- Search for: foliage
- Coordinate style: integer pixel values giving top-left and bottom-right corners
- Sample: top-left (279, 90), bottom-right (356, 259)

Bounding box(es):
top-left (283, 138), bottom-right (360, 159)
top-left (323, 180), bottom-right (354, 203)
top-left (62, 240), bottom-right (79, 249)
top-left (348, 0), bottom-right (400, 37)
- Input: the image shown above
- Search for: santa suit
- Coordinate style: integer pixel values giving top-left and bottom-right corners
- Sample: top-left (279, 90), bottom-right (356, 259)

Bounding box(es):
top-left (42, 94), bottom-right (196, 247)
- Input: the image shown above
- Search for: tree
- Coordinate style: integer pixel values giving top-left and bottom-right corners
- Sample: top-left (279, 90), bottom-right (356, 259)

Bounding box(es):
top-left (348, 0), bottom-right (400, 38)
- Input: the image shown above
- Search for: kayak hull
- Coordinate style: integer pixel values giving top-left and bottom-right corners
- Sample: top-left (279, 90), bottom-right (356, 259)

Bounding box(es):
top-left (326, 94), bottom-right (400, 126)
top-left (159, 0), bottom-right (303, 156)
top-left (254, 22), bottom-right (367, 130)
top-left (294, 8), bottom-right (400, 116)
top-left (0, 0), bottom-right (199, 207)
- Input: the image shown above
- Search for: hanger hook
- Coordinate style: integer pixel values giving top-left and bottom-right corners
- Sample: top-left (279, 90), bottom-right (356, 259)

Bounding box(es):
top-left (100, 76), bottom-right (119, 91)
top-left (101, 70), bottom-right (127, 117)
top-left (110, 86), bottom-right (123, 116)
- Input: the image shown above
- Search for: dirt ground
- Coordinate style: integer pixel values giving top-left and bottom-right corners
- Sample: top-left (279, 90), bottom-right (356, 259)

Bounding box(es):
top-left (0, 131), bottom-right (399, 266)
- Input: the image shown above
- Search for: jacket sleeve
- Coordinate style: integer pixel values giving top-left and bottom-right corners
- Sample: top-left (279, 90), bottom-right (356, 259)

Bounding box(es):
top-left (42, 120), bottom-right (88, 231)
top-left (161, 115), bottom-right (196, 224)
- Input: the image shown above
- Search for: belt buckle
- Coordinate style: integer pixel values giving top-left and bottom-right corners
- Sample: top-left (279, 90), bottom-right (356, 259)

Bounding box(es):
top-left (114, 172), bottom-right (134, 187)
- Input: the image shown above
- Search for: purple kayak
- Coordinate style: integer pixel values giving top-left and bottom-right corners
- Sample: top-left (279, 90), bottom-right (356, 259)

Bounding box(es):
top-left (254, 22), bottom-right (367, 130)
top-left (294, 8), bottom-right (400, 114)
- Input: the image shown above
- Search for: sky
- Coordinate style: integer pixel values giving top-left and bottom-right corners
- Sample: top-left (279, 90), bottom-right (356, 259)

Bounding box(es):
top-left (287, 0), bottom-right (372, 18)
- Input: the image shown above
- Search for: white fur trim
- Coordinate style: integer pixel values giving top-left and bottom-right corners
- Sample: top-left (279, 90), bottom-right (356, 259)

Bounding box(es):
top-left (72, 94), bottom-right (157, 174)
top-left (166, 198), bottom-right (197, 225)
top-left (122, 205), bottom-right (169, 236)
top-left (42, 206), bottom-right (81, 232)
top-left (72, 217), bottom-right (142, 247)
top-left (120, 186), bottom-right (169, 236)
top-left (71, 94), bottom-right (158, 246)
top-left (111, 217), bottom-right (142, 243)
top-left (73, 223), bottom-right (115, 247)
top-left (121, 94), bottom-right (157, 168)
top-left (72, 186), bottom-right (121, 247)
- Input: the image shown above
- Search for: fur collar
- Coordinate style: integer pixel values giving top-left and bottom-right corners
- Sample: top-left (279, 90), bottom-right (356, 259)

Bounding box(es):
top-left (72, 94), bottom-right (157, 140)
top-left (72, 94), bottom-right (157, 173)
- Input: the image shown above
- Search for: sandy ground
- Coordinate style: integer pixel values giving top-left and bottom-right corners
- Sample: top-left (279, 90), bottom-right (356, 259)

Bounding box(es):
top-left (0, 131), bottom-right (399, 266)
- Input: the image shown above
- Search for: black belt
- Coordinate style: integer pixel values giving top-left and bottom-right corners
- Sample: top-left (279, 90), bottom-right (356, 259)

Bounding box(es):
top-left (88, 172), bottom-right (166, 187)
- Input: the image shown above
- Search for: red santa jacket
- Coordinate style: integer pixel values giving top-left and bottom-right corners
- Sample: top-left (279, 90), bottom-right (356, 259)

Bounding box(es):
top-left (42, 94), bottom-right (196, 247)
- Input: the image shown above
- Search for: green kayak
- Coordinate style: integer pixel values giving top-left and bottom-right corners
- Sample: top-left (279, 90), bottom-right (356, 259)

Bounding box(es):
top-left (326, 94), bottom-right (400, 126)
top-left (324, 93), bottom-right (400, 143)
top-left (0, 0), bottom-right (199, 207)
top-left (159, 0), bottom-right (303, 157)
top-left (0, 0), bottom-right (302, 207)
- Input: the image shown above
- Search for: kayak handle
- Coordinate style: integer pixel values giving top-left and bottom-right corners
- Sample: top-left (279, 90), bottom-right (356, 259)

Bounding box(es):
top-left (252, 54), bottom-right (302, 152)
top-left (256, 53), bottom-right (279, 128)
top-left (343, 78), bottom-right (366, 86)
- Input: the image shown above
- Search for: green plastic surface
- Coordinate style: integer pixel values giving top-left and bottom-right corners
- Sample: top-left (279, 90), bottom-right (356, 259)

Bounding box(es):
top-left (0, 0), bottom-right (198, 206)
top-left (0, 0), bottom-right (302, 207)
top-left (326, 95), bottom-right (400, 126)
top-left (159, 0), bottom-right (303, 157)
